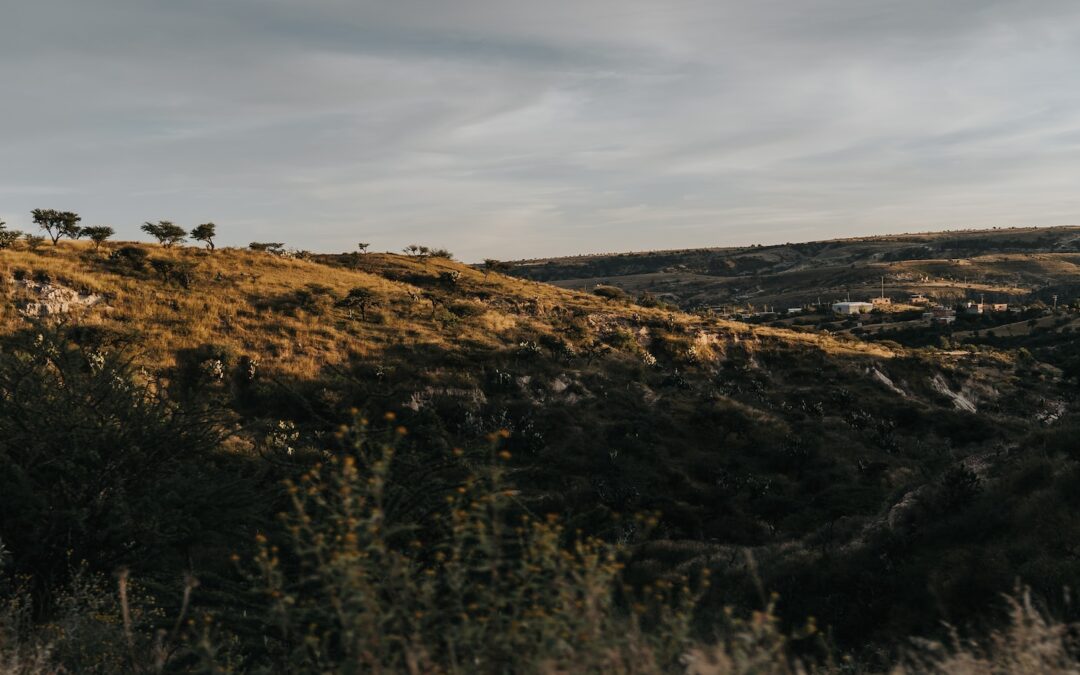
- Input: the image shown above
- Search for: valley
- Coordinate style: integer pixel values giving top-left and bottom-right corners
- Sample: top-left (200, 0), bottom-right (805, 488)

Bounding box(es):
top-left (2, 229), bottom-right (1079, 671)
top-left (509, 226), bottom-right (1080, 312)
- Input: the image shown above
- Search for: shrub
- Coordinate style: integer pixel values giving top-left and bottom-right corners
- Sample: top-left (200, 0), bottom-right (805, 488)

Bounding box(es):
top-left (605, 327), bottom-right (642, 354)
top-left (483, 258), bottom-right (513, 274)
top-left (438, 270), bottom-right (462, 290)
top-left (0, 559), bottom-right (214, 674)
top-left (0, 223), bottom-right (23, 250)
top-left (448, 299), bottom-right (486, 318)
top-left (172, 342), bottom-right (237, 399)
top-left (254, 423), bottom-right (704, 673)
top-left (593, 285), bottom-right (629, 301)
top-left (637, 292), bottom-right (674, 309)
top-left (286, 283), bottom-right (336, 316)
top-left (894, 588), bottom-right (1080, 674)
top-left (402, 245), bottom-right (453, 259)
top-left (256, 285), bottom-right (338, 318)
top-left (0, 329), bottom-right (241, 603)
top-left (107, 246), bottom-right (150, 274)
top-left (149, 258), bottom-right (197, 288)
top-left (23, 235), bottom-right (45, 252)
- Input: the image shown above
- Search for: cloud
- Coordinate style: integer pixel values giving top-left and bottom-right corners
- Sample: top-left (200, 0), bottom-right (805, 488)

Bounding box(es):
top-left (2, 0), bottom-right (1080, 260)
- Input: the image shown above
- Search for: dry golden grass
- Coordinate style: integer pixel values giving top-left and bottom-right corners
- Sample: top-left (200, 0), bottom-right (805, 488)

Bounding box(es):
top-left (0, 241), bottom-right (899, 381)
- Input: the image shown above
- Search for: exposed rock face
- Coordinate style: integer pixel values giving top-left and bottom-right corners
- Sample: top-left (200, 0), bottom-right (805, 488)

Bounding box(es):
top-left (405, 386), bottom-right (487, 412)
top-left (930, 373), bottom-right (977, 413)
top-left (11, 279), bottom-right (104, 317)
top-left (887, 487), bottom-right (927, 534)
top-left (870, 367), bottom-right (907, 397)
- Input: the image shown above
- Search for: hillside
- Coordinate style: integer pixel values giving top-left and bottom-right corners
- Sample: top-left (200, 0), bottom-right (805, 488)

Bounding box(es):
top-left (2, 239), bottom-right (1080, 669)
top-left (509, 226), bottom-right (1080, 310)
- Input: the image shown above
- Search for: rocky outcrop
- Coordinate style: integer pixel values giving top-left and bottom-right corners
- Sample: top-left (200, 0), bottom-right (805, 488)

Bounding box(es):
top-left (11, 279), bottom-right (104, 317)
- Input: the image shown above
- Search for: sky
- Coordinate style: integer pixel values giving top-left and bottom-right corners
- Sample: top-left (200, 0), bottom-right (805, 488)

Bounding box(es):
top-left (2, 1), bottom-right (1080, 261)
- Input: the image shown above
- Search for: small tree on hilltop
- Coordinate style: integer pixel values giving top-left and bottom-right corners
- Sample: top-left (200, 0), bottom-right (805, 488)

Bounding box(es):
top-left (357, 242), bottom-right (370, 254)
top-left (23, 234), bottom-right (45, 251)
top-left (32, 208), bottom-right (82, 245)
top-left (0, 221), bottom-right (23, 250)
top-left (191, 222), bottom-right (217, 251)
top-left (141, 221), bottom-right (187, 248)
top-left (249, 242), bottom-right (285, 255)
top-left (80, 226), bottom-right (115, 250)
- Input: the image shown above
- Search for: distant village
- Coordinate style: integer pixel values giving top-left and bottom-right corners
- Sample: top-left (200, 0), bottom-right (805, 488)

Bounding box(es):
top-left (691, 281), bottom-right (1076, 340)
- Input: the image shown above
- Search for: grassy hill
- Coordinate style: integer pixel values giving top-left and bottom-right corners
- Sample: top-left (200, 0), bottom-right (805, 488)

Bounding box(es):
top-left (508, 226), bottom-right (1080, 310)
top-left (2, 239), bottom-right (1079, 671)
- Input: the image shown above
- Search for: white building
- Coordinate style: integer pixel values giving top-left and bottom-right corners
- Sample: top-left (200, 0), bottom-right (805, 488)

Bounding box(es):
top-left (923, 308), bottom-right (956, 324)
top-left (832, 301), bottom-right (874, 315)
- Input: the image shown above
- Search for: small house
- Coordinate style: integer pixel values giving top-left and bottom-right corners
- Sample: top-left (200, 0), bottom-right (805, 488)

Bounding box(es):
top-left (923, 308), bottom-right (956, 324)
top-left (832, 301), bottom-right (874, 315)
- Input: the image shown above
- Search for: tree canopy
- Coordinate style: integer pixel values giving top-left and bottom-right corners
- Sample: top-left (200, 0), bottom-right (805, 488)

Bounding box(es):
top-left (141, 221), bottom-right (187, 247)
top-left (191, 223), bottom-right (217, 250)
top-left (0, 221), bottom-right (21, 250)
top-left (249, 242), bottom-right (285, 255)
top-left (31, 209), bottom-right (82, 245)
top-left (80, 226), bottom-right (115, 249)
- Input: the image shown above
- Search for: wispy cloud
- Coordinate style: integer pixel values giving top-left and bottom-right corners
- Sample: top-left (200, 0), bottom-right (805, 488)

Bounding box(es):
top-left (2, 0), bottom-right (1080, 260)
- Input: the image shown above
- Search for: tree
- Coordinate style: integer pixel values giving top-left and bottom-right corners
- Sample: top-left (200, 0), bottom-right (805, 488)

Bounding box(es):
top-left (338, 287), bottom-right (380, 321)
top-left (357, 242), bottom-right (370, 254)
top-left (191, 222), bottom-right (217, 251)
top-left (0, 221), bottom-right (23, 250)
top-left (80, 226), bottom-right (115, 250)
top-left (31, 209), bottom-right (82, 245)
top-left (23, 235), bottom-right (45, 251)
top-left (141, 221), bottom-right (187, 248)
top-left (249, 242), bottom-right (285, 255)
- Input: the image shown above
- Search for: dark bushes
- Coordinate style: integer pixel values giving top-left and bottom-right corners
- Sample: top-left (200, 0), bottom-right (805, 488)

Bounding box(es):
top-left (0, 328), bottom-right (248, 605)
top-left (106, 245), bottom-right (151, 276)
